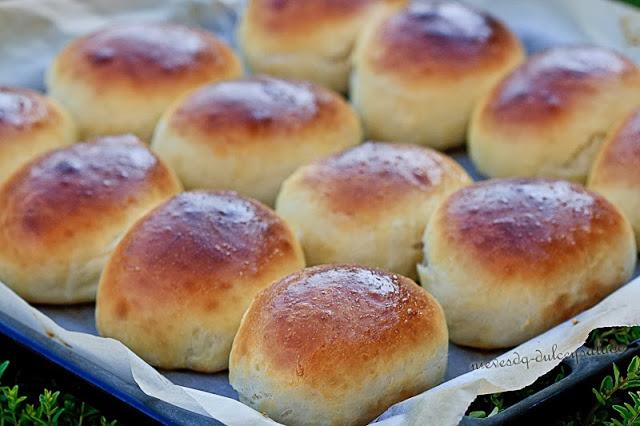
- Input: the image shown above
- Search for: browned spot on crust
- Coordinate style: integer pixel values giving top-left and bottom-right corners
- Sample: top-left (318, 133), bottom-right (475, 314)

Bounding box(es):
top-left (115, 300), bottom-right (129, 319)
top-left (0, 87), bottom-right (60, 136)
top-left (170, 76), bottom-right (344, 143)
top-left (246, 0), bottom-right (375, 34)
top-left (0, 135), bottom-right (176, 248)
top-left (102, 191), bottom-right (297, 312)
top-left (369, 1), bottom-right (520, 79)
top-left (300, 142), bottom-right (466, 216)
top-left (57, 24), bottom-right (238, 88)
top-left (438, 179), bottom-right (624, 279)
top-left (485, 46), bottom-right (639, 126)
top-left (247, 265), bottom-right (443, 384)
top-left (592, 109), bottom-right (640, 183)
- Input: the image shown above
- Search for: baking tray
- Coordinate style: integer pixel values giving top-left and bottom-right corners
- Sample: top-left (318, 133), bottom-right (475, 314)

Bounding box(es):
top-left (0, 309), bottom-right (217, 425)
top-left (2, 156), bottom-right (637, 426)
top-left (1, 1), bottom-right (640, 425)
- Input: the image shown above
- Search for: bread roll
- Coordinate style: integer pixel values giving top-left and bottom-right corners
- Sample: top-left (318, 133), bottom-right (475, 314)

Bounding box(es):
top-left (47, 23), bottom-right (242, 141)
top-left (276, 142), bottom-right (471, 279)
top-left (0, 87), bottom-right (76, 185)
top-left (351, 0), bottom-right (524, 149)
top-left (0, 135), bottom-right (181, 304)
top-left (152, 76), bottom-right (362, 206)
top-left (469, 46), bottom-right (640, 182)
top-left (96, 191), bottom-right (305, 372)
top-left (238, 0), bottom-right (402, 93)
top-left (419, 179), bottom-right (636, 349)
top-left (589, 108), bottom-right (640, 248)
top-left (229, 265), bottom-right (447, 426)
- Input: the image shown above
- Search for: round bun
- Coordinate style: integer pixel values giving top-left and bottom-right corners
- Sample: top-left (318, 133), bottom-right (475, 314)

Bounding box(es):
top-left (152, 76), bottom-right (362, 206)
top-left (237, 0), bottom-right (401, 93)
top-left (351, 0), bottom-right (524, 149)
top-left (46, 23), bottom-right (242, 141)
top-left (229, 264), bottom-right (447, 426)
top-left (469, 46), bottom-right (640, 182)
top-left (419, 178), bottom-right (636, 349)
top-left (589, 108), bottom-right (640, 248)
top-left (0, 135), bottom-right (182, 304)
top-left (276, 142), bottom-right (471, 279)
top-left (0, 87), bottom-right (76, 185)
top-left (96, 191), bottom-right (305, 372)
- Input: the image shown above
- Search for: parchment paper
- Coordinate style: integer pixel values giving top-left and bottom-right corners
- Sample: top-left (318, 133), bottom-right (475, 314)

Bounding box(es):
top-left (1, 1), bottom-right (640, 425)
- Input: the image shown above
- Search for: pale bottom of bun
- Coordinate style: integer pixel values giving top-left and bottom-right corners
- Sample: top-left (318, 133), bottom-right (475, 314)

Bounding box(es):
top-left (96, 310), bottom-right (236, 372)
top-left (276, 190), bottom-right (453, 280)
top-left (230, 343), bottom-right (447, 426)
top-left (48, 83), bottom-right (175, 142)
top-left (351, 70), bottom-right (498, 150)
top-left (153, 123), bottom-right (360, 207)
top-left (0, 129), bottom-right (75, 187)
top-left (471, 130), bottom-right (606, 183)
top-left (469, 88), bottom-right (640, 182)
top-left (418, 243), bottom-right (636, 349)
top-left (243, 51), bottom-right (351, 94)
top-left (0, 238), bottom-right (117, 304)
top-left (589, 184), bottom-right (640, 249)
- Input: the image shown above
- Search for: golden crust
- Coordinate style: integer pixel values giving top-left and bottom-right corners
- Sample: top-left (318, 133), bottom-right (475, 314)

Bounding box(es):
top-left (295, 141), bottom-right (471, 216)
top-left (480, 46), bottom-right (640, 128)
top-left (243, 0), bottom-right (376, 36)
top-left (51, 23), bottom-right (241, 91)
top-left (0, 87), bottom-right (66, 136)
top-left (96, 191), bottom-right (305, 371)
top-left (231, 265), bottom-right (445, 388)
top-left (433, 179), bottom-right (628, 280)
top-left (99, 191), bottom-right (303, 320)
top-left (0, 135), bottom-right (179, 251)
top-left (590, 108), bottom-right (640, 185)
top-left (167, 76), bottom-right (351, 145)
top-left (365, 1), bottom-right (523, 82)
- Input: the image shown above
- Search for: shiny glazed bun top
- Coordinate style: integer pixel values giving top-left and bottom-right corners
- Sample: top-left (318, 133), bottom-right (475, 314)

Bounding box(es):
top-left (167, 76), bottom-right (348, 139)
top-left (54, 23), bottom-right (240, 89)
top-left (296, 141), bottom-right (469, 216)
top-left (436, 179), bottom-right (627, 275)
top-left (364, 0), bottom-right (522, 83)
top-left (483, 46), bottom-right (639, 127)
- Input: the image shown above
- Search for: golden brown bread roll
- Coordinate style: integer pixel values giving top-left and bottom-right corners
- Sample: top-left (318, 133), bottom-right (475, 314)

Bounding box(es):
top-left (276, 141), bottom-right (471, 279)
top-left (152, 76), bottom-right (362, 206)
top-left (351, 0), bottom-right (524, 149)
top-left (229, 264), bottom-right (447, 426)
top-left (469, 46), bottom-right (640, 182)
top-left (238, 0), bottom-right (405, 93)
top-left (96, 191), bottom-right (305, 372)
top-left (589, 108), bottom-right (640, 248)
top-left (0, 86), bottom-right (76, 185)
top-left (46, 23), bottom-right (242, 141)
top-left (419, 178), bottom-right (636, 349)
top-left (0, 135), bottom-right (182, 304)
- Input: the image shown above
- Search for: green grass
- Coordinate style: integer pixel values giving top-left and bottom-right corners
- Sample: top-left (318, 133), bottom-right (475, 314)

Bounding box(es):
top-left (467, 327), bottom-right (640, 423)
top-left (0, 361), bottom-right (118, 425)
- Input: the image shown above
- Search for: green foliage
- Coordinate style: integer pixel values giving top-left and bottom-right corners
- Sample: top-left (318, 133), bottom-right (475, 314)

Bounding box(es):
top-left (467, 326), bottom-right (640, 423)
top-left (588, 327), bottom-right (640, 351)
top-left (587, 356), bottom-right (640, 425)
top-left (0, 361), bottom-right (118, 426)
top-left (621, 0), bottom-right (640, 7)
top-left (466, 364), bottom-right (568, 418)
